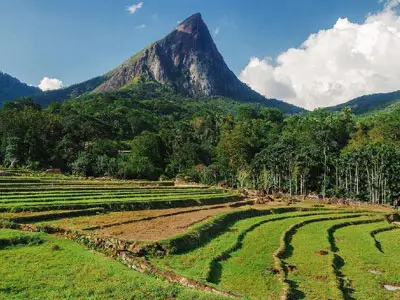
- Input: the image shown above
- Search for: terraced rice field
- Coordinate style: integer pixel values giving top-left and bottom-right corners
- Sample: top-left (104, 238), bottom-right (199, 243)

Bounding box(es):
top-left (148, 208), bottom-right (400, 299)
top-left (1, 172), bottom-right (399, 299)
top-left (0, 175), bottom-right (239, 212)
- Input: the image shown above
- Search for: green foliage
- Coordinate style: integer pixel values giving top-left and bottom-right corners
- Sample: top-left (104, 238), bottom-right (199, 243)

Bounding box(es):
top-left (0, 87), bottom-right (399, 202)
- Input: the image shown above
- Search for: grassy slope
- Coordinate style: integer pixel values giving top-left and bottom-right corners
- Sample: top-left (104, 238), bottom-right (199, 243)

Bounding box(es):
top-left (216, 213), bottom-right (376, 299)
top-left (151, 210), bottom-right (353, 298)
top-left (0, 229), bottom-right (227, 300)
top-left (151, 211), bottom-right (330, 280)
top-left (336, 223), bottom-right (400, 300)
top-left (285, 215), bottom-right (383, 299)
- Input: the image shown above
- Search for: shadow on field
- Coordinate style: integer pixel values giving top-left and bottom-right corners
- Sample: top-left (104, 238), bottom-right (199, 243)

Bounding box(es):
top-left (281, 227), bottom-right (304, 299)
top-left (286, 279), bottom-right (306, 299)
top-left (332, 254), bottom-right (355, 300)
top-left (374, 239), bottom-right (384, 253)
top-left (208, 261), bottom-right (222, 284)
top-left (369, 226), bottom-right (400, 254)
top-left (327, 222), bottom-right (358, 300)
top-left (328, 228), bottom-right (339, 252)
top-left (207, 214), bottom-right (307, 285)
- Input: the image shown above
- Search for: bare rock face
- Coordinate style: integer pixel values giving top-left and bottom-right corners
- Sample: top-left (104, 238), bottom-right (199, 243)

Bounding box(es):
top-left (27, 13), bottom-right (303, 113)
top-left (95, 14), bottom-right (252, 98)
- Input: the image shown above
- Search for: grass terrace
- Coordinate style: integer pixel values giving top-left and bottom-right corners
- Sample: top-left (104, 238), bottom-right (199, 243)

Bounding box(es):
top-left (0, 174), bottom-right (239, 212)
top-left (0, 171), bottom-right (399, 299)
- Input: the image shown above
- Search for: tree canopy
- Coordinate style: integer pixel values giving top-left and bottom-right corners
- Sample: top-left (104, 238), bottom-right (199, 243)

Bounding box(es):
top-left (1, 89), bottom-right (399, 203)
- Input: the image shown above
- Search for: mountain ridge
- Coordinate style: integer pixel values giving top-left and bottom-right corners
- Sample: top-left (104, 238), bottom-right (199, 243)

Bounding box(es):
top-left (25, 13), bottom-right (302, 113)
top-left (328, 90), bottom-right (400, 114)
top-left (0, 72), bottom-right (41, 105)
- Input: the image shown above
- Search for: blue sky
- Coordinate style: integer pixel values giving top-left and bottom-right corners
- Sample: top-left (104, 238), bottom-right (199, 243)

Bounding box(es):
top-left (0, 0), bottom-right (384, 88)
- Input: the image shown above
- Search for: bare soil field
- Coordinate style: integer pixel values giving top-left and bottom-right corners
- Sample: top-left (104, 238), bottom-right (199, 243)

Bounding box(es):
top-left (39, 202), bottom-right (240, 232)
top-left (95, 205), bottom-right (240, 241)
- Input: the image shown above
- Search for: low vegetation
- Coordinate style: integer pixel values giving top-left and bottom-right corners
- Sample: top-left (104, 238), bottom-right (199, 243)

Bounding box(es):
top-left (0, 173), bottom-right (399, 299)
top-left (0, 175), bottom-right (238, 212)
top-left (0, 229), bottom-right (227, 300)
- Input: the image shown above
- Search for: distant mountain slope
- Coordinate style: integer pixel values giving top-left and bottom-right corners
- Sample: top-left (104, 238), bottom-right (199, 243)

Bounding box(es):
top-left (31, 76), bottom-right (106, 108)
top-left (30, 13), bottom-right (303, 114)
top-left (0, 72), bottom-right (40, 105)
top-left (328, 90), bottom-right (400, 114)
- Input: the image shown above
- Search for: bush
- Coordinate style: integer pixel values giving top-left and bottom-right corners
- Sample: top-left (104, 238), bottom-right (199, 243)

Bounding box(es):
top-left (70, 151), bottom-right (94, 177)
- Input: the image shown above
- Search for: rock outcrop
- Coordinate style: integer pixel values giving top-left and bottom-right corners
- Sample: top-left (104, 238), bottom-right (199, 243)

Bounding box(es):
top-left (26, 13), bottom-right (303, 113)
top-left (95, 13), bottom-right (246, 98)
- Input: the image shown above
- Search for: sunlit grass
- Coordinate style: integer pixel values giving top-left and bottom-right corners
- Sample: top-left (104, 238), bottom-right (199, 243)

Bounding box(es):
top-left (0, 229), bottom-right (229, 300)
top-left (335, 223), bottom-right (400, 300)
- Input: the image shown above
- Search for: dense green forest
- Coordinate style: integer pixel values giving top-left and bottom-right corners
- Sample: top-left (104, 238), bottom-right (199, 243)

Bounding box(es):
top-left (329, 89), bottom-right (400, 115)
top-left (1, 82), bottom-right (399, 203)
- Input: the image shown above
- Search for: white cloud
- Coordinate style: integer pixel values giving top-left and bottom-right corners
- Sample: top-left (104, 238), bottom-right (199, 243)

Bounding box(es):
top-left (126, 2), bottom-right (143, 15)
top-left (383, 0), bottom-right (400, 10)
top-left (38, 77), bottom-right (63, 91)
top-left (135, 24), bottom-right (146, 30)
top-left (240, 1), bottom-right (400, 110)
top-left (214, 26), bottom-right (220, 36)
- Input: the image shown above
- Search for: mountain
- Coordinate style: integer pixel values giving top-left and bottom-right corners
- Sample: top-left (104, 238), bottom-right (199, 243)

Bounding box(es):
top-left (0, 72), bottom-right (40, 105)
top-left (328, 90), bottom-right (400, 114)
top-left (30, 13), bottom-right (303, 113)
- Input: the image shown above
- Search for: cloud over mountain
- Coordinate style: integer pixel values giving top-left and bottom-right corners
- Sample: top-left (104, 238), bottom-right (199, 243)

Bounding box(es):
top-left (240, 0), bottom-right (400, 110)
top-left (38, 77), bottom-right (63, 91)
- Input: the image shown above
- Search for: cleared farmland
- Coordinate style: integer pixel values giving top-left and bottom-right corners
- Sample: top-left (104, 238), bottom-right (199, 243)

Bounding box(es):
top-left (1, 173), bottom-right (399, 299)
top-left (0, 176), bottom-right (239, 212)
top-left (148, 208), bottom-right (399, 299)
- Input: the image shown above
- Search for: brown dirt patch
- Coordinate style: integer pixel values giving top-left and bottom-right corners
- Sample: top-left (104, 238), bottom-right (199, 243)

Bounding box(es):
top-left (0, 210), bottom-right (71, 219)
top-left (287, 264), bottom-right (297, 272)
top-left (314, 250), bottom-right (329, 256)
top-left (312, 274), bottom-right (329, 281)
top-left (40, 202), bottom-right (246, 231)
top-left (96, 206), bottom-right (236, 241)
top-left (268, 267), bottom-right (280, 275)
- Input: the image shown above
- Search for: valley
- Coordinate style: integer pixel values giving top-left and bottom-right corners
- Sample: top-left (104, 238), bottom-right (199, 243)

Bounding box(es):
top-left (0, 3), bottom-right (400, 300)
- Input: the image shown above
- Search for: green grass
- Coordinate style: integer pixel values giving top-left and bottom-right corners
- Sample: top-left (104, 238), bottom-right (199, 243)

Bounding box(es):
top-left (215, 215), bottom-right (319, 299)
top-left (334, 223), bottom-right (400, 300)
top-left (151, 210), bottom-right (354, 298)
top-left (283, 215), bottom-right (384, 299)
top-left (215, 214), bottom-right (353, 299)
top-left (0, 175), bottom-right (238, 212)
top-left (0, 193), bottom-right (238, 212)
top-left (1, 172), bottom-right (398, 299)
top-left (0, 229), bottom-right (229, 300)
top-left (0, 188), bottom-right (218, 199)
top-left (150, 211), bottom-right (387, 300)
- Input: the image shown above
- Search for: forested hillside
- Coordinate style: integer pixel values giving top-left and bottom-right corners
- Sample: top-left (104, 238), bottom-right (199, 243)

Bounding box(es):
top-left (329, 90), bottom-right (400, 115)
top-left (0, 83), bottom-right (399, 203)
top-left (0, 72), bottom-right (40, 105)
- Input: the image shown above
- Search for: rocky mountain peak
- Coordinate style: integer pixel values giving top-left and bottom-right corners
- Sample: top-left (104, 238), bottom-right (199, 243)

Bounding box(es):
top-left (27, 13), bottom-right (302, 113)
top-left (176, 13), bottom-right (206, 35)
top-left (94, 12), bottom-right (233, 96)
